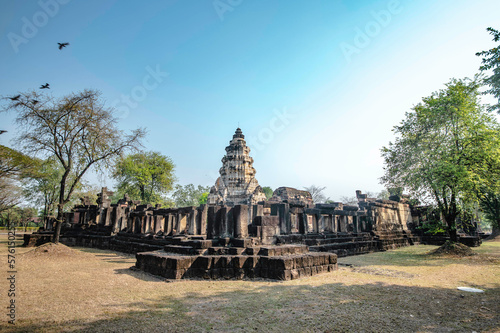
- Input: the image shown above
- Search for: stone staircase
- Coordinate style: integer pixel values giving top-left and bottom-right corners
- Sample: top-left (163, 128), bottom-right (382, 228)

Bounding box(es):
top-left (277, 232), bottom-right (378, 257)
top-left (276, 231), bottom-right (422, 257)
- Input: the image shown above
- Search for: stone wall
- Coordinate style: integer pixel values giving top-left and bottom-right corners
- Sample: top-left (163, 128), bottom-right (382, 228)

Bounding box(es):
top-left (59, 189), bottom-right (418, 248)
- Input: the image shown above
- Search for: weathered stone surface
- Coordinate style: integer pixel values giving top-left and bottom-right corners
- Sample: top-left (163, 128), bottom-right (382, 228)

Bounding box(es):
top-left (135, 250), bottom-right (337, 281)
top-left (269, 187), bottom-right (314, 206)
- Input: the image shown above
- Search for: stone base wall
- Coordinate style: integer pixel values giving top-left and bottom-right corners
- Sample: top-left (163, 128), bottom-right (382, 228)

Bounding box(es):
top-left (136, 248), bottom-right (337, 281)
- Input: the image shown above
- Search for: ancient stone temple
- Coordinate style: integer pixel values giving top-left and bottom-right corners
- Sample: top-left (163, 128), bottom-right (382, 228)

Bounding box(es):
top-left (23, 127), bottom-right (483, 280)
top-left (207, 128), bottom-right (267, 206)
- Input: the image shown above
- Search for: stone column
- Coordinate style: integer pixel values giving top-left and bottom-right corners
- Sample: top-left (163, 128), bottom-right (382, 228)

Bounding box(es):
top-left (197, 205), bottom-right (208, 235)
top-left (188, 208), bottom-right (197, 235)
top-left (207, 206), bottom-right (220, 239)
top-left (233, 205), bottom-right (249, 238)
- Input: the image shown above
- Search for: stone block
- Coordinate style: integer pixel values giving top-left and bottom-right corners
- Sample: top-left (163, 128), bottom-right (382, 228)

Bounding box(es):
top-left (303, 255), bottom-right (312, 267)
top-left (244, 256), bottom-right (259, 269)
top-left (259, 256), bottom-right (269, 270)
top-left (231, 238), bottom-right (252, 247)
top-left (210, 269), bottom-right (221, 279)
top-left (172, 257), bottom-right (194, 270)
top-left (192, 256), bottom-right (212, 270)
top-left (228, 247), bottom-right (246, 255)
top-left (223, 268), bottom-right (234, 279)
top-left (245, 247), bottom-right (261, 255)
top-left (276, 269), bottom-right (292, 281)
top-left (235, 268), bottom-right (245, 280)
top-left (259, 247), bottom-right (275, 256)
top-left (294, 256), bottom-right (303, 269)
top-left (328, 253), bottom-right (338, 264)
top-left (232, 255), bottom-right (247, 269)
top-left (219, 256), bottom-right (232, 268)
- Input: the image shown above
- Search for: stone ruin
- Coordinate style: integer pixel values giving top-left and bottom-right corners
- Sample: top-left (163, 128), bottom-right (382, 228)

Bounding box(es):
top-left (24, 128), bottom-right (481, 280)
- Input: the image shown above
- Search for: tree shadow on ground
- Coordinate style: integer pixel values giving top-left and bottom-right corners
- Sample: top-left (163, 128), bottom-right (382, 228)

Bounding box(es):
top-left (6, 282), bottom-right (499, 333)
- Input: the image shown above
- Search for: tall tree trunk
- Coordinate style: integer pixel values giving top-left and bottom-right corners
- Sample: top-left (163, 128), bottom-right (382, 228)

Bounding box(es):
top-left (445, 212), bottom-right (459, 243)
top-left (53, 173), bottom-right (68, 243)
top-left (53, 204), bottom-right (64, 243)
top-left (448, 227), bottom-right (458, 243)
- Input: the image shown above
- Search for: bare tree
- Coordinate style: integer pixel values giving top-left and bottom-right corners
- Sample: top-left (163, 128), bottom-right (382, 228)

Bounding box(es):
top-left (340, 196), bottom-right (358, 206)
top-left (2, 89), bottom-right (146, 242)
top-left (304, 185), bottom-right (327, 203)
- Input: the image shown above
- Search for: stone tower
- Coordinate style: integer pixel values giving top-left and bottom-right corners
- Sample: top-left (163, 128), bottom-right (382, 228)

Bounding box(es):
top-left (208, 128), bottom-right (267, 205)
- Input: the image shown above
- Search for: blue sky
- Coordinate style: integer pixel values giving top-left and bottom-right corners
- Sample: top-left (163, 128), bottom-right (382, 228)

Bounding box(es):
top-left (1, 0), bottom-right (499, 201)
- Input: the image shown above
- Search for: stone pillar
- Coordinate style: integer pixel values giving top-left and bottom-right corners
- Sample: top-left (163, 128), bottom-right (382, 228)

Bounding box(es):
top-left (252, 204), bottom-right (263, 222)
top-left (135, 216), bottom-right (142, 234)
top-left (104, 208), bottom-right (112, 227)
top-left (154, 215), bottom-right (163, 233)
top-left (173, 214), bottom-right (179, 234)
top-left (271, 203), bottom-right (290, 235)
top-left (111, 207), bottom-right (120, 234)
top-left (164, 214), bottom-right (173, 235)
top-left (233, 205), bottom-right (249, 238)
top-left (141, 215), bottom-right (147, 234)
top-left (207, 206), bottom-right (220, 239)
top-left (298, 213), bottom-right (305, 234)
top-left (197, 205), bottom-right (208, 235)
top-left (219, 207), bottom-right (232, 237)
top-left (188, 208), bottom-right (197, 235)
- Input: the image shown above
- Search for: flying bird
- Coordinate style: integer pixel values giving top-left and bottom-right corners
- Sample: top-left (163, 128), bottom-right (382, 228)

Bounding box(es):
top-left (0, 130), bottom-right (7, 135)
top-left (32, 100), bottom-right (39, 105)
top-left (9, 95), bottom-right (21, 101)
top-left (58, 42), bottom-right (69, 50)
top-left (40, 83), bottom-right (50, 89)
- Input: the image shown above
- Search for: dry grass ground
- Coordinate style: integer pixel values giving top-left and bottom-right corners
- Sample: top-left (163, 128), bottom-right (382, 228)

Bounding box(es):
top-left (0, 233), bottom-right (499, 333)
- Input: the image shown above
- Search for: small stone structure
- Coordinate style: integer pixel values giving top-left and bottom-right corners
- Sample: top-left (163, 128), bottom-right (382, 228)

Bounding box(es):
top-left (25, 128), bottom-right (481, 280)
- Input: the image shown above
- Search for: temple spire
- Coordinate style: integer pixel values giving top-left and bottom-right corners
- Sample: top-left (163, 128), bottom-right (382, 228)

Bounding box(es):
top-left (208, 128), bottom-right (266, 205)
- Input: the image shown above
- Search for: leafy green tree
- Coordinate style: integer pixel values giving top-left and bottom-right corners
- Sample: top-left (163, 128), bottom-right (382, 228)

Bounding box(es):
top-left (0, 206), bottom-right (37, 230)
top-left (113, 151), bottom-right (175, 205)
top-left (479, 190), bottom-right (500, 235)
top-left (0, 145), bottom-right (40, 179)
top-left (471, 144), bottom-right (500, 234)
top-left (22, 157), bottom-right (62, 223)
top-left (262, 186), bottom-right (273, 200)
top-left (2, 89), bottom-right (145, 242)
top-left (199, 192), bottom-right (209, 205)
top-left (0, 145), bottom-right (40, 213)
top-left (0, 180), bottom-right (22, 214)
top-left (23, 157), bottom-right (97, 229)
top-left (476, 27), bottom-right (500, 113)
top-left (172, 184), bottom-right (210, 207)
top-left (381, 77), bottom-right (500, 242)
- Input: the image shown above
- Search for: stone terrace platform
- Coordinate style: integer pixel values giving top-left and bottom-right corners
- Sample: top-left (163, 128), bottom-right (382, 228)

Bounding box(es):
top-left (136, 244), bottom-right (337, 281)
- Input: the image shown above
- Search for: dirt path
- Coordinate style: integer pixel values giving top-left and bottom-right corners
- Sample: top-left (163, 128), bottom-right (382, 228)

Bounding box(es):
top-left (1, 235), bottom-right (499, 332)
